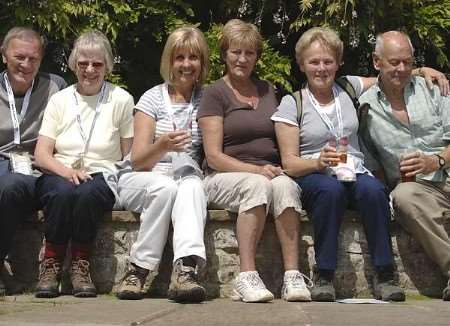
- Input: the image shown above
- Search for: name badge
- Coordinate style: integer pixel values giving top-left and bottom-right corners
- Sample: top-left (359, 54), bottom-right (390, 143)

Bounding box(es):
top-left (10, 152), bottom-right (33, 175)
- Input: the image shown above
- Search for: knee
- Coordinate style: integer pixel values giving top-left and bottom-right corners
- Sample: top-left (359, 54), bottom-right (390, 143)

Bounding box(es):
top-left (357, 177), bottom-right (388, 202)
top-left (391, 183), bottom-right (420, 221)
top-left (148, 178), bottom-right (178, 202)
top-left (316, 177), bottom-right (345, 202)
top-left (0, 174), bottom-right (30, 199)
top-left (242, 174), bottom-right (273, 197)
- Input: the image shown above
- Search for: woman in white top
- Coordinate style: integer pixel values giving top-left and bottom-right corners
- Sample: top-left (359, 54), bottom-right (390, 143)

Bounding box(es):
top-left (34, 30), bottom-right (134, 298)
top-left (116, 26), bottom-right (209, 302)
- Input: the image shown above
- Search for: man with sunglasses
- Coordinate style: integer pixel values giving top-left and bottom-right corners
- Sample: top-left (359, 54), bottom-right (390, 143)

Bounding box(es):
top-left (359, 31), bottom-right (450, 301)
top-left (0, 26), bottom-right (66, 296)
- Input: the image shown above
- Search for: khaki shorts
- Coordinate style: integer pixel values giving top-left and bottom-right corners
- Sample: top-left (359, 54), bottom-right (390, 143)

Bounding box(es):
top-left (204, 172), bottom-right (303, 218)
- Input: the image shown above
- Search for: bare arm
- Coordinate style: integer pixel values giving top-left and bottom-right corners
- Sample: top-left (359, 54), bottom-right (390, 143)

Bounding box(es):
top-left (120, 137), bottom-right (133, 158)
top-left (199, 116), bottom-right (282, 179)
top-left (34, 135), bottom-right (91, 185)
top-left (274, 121), bottom-right (339, 177)
top-left (130, 111), bottom-right (190, 171)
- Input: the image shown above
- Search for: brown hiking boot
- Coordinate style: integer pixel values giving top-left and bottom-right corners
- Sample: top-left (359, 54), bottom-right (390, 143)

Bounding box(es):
top-left (35, 258), bottom-right (62, 298)
top-left (168, 259), bottom-right (206, 302)
top-left (71, 258), bottom-right (96, 297)
top-left (116, 264), bottom-right (149, 300)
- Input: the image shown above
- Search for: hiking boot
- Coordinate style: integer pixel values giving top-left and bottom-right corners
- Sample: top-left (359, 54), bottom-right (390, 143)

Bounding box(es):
top-left (374, 265), bottom-right (405, 302)
top-left (116, 264), bottom-right (149, 300)
top-left (71, 258), bottom-right (96, 298)
top-left (281, 270), bottom-right (312, 302)
top-left (35, 258), bottom-right (62, 298)
top-left (374, 279), bottom-right (405, 301)
top-left (231, 271), bottom-right (274, 303)
top-left (442, 279), bottom-right (450, 301)
top-left (168, 259), bottom-right (206, 302)
top-left (311, 277), bottom-right (335, 302)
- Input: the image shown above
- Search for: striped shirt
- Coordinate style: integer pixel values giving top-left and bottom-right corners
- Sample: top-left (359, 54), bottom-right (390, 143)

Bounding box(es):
top-left (135, 83), bottom-right (203, 174)
top-left (359, 76), bottom-right (450, 190)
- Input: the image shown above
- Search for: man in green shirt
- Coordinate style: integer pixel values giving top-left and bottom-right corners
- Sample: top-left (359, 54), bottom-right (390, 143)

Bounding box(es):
top-left (360, 31), bottom-right (450, 301)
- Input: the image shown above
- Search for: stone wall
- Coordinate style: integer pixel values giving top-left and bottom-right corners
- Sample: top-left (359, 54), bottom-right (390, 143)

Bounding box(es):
top-left (3, 210), bottom-right (450, 298)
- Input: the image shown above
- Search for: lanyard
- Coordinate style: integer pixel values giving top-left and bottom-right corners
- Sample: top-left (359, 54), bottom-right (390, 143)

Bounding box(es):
top-left (72, 82), bottom-right (107, 157)
top-left (306, 85), bottom-right (344, 138)
top-left (162, 83), bottom-right (195, 131)
top-left (4, 74), bottom-right (35, 144)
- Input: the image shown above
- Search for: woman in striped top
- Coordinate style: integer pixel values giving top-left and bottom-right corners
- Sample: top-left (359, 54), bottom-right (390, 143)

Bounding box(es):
top-left (116, 26), bottom-right (209, 302)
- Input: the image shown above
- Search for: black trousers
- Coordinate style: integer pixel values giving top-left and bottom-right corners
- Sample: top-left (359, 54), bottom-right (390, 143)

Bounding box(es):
top-left (36, 173), bottom-right (115, 245)
top-left (0, 171), bottom-right (38, 260)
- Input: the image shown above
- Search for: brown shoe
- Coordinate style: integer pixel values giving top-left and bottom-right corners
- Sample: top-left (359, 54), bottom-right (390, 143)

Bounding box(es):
top-left (35, 258), bottom-right (62, 298)
top-left (71, 258), bottom-right (96, 298)
top-left (168, 259), bottom-right (206, 302)
top-left (116, 264), bottom-right (149, 300)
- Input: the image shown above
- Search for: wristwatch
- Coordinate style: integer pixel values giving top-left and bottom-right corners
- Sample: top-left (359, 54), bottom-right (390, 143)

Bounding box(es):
top-left (435, 154), bottom-right (446, 169)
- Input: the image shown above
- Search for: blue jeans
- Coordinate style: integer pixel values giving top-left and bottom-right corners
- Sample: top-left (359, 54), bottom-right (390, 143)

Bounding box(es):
top-left (296, 173), bottom-right (393, 271)
top-left (0, 170), bottom-right (38, 260)
top-left (36, 173), bottom-right (115, 245)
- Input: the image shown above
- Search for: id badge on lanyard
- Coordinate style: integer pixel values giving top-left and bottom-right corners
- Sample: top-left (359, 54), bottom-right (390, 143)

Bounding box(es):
top-left (71, 82), bottom-right (107, 170)
top-left (4, 74), bottom-right (34, 145)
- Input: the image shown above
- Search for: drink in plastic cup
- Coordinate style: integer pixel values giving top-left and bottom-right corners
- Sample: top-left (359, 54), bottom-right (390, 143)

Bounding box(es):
top-left (399, 150), bottom-right (416, 183)
top-left (337, 136), bottom-right (348, 164)
top-left (327, 137), bottom-right (338, 166)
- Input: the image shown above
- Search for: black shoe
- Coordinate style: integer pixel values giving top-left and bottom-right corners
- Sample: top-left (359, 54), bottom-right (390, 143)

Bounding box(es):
top-left (374, 279), bottom-right (405, 301)
top-left (374, 265), bottom-right (405, 302)
top-left (443, 280), bottom-right (450, 301)
top-left (311, 270), bottom-right (335, 302)
top-left (35, 258), bottom-right (62, 298)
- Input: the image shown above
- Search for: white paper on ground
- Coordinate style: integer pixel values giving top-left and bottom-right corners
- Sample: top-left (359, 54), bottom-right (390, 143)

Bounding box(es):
top-left (336, 298), bottom-right (389, 304)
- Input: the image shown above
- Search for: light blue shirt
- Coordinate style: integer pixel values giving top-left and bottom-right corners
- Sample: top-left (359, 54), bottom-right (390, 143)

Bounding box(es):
top-left (359, 76), bottom-right (450, 190)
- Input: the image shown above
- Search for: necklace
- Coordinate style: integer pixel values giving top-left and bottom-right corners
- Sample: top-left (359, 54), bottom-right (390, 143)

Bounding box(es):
top-left (226, 79), bottom-right (259, 109)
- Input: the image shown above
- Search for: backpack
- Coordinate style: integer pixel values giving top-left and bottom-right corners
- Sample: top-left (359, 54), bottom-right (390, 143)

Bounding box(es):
top-left (290, 76), bottom-right (362, 125)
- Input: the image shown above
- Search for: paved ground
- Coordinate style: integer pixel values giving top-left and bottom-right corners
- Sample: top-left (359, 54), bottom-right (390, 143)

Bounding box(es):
top-left (1, 295), bottom-right (449, 326)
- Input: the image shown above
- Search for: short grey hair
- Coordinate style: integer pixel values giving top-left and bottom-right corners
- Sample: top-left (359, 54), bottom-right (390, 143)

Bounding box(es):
top-left (68, 30), bottom-right (114, 74)
top-left (1, 26), bottom-right (44, 55)
top-left (374, 31), bottom-right (414, 57)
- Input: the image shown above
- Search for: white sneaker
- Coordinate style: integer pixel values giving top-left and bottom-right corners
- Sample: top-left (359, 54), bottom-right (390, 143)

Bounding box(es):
top-left (281, 270), bottom-right (312, 302)
top-left (231, 271), bottom-right (274, 303)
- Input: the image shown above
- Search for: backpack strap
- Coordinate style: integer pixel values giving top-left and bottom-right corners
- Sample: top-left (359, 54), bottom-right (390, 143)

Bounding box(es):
top-left (290, 90), bottom-right (304, 126)
top-left (335, 76), bottom-right (360, 112)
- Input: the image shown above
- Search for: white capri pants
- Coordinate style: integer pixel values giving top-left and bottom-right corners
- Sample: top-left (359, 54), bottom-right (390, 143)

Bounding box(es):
top-left (204, 172), bottom-right (303, 218)
top-left (118, 172), bottom-right (207, 271)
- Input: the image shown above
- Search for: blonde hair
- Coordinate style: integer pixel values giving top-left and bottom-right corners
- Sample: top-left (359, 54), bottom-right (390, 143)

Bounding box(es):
top-left (68, 30), bottom-right (114, 74)
top-left (219, 19), bottom-right (263, 61)
top-left (160, 26), bottom-right (209, 85)
top-left (295, 27), bottom-right (343, 66)
top-left (1, 27), bottom-right (44, 55)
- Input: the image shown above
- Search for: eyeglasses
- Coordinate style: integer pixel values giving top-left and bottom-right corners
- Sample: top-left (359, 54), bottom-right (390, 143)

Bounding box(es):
top-left (77, 61), bottom-right (105, 70)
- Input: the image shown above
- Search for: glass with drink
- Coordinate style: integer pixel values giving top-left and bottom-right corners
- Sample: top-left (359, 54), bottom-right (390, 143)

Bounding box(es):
top-left (398, 150), bottom-right (416, 183)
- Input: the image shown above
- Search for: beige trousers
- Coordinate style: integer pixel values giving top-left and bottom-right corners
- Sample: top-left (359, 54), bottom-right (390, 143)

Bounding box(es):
top-left (203, 172), bottom-right (303, 218)
top-left (391, 178), bottom-right (450, 278)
